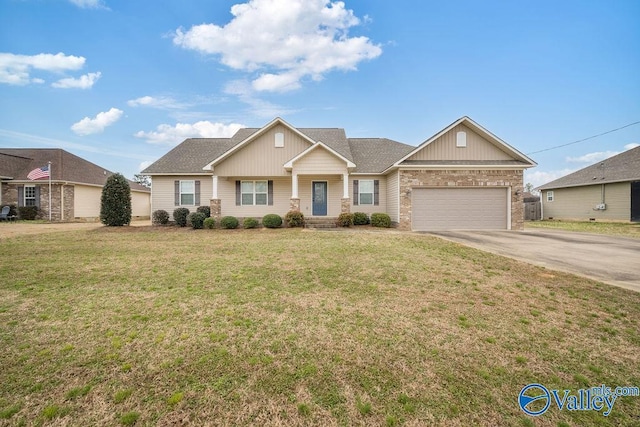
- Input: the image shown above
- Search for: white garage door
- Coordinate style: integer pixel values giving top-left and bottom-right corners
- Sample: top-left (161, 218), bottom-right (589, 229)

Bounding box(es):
top-left (412, 188), bottom-right (508, 231)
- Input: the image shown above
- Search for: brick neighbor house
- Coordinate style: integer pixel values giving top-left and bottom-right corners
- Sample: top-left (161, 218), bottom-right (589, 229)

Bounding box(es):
top-left (143, 116), bottom-right (536, 230)
top-left (0, 148), bottom-right (150, 221)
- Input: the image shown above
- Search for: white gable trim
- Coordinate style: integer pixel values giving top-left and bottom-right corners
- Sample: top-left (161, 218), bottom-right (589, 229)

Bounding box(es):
top-left (393, 116), bottom-right (537, 167)
top-left (284, 141), bottom-right (356, 170)
top-left (202, 117), bottom-right (316, 171)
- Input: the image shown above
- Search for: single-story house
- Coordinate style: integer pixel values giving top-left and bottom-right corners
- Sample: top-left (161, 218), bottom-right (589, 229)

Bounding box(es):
top-left (537, 146), bottom-right (640, 222)
top-left (0, 148), bottom-right (151, 221)
top-left (143, 116), bottom-right (536, 230)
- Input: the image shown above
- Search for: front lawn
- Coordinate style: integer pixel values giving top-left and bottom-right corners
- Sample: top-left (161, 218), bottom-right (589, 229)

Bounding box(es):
top-left (527, 220), bottom-right (640, 238)
top-left (0, 228), bottom-right (638, 426)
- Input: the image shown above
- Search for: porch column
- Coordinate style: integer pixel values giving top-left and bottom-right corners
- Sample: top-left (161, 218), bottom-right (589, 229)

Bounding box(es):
top-left (292, 173), bottom-right (299, 198)
top-left (211, 175), bottom-right (218, 199)
top-left (342, 173), bottom-right (349, 198)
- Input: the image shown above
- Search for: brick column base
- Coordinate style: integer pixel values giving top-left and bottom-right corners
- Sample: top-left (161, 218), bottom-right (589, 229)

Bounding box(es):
top-left (341, 198), bottom-right (350, 213)
top-left (289, 198), bottom-right (300, 211)
top-left (210, 199), bottom-right (221, 219)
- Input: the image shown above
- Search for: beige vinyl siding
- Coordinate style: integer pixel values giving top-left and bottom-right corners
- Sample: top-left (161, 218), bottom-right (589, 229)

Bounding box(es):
top-left (407, 124), bottom-right (513, 161)
top-left (150, 176), bottom-right (212, 214)
top-left (131, 191), bottom-right (151, 218)
top-left (386, 170), bottom-right (400, 223)
top-left (298, 176), bottom-right (343, 217)
top-left (218, 177), bottom-right (290, 217)
top-left (214, 125), bottom-right (311, 176)
top-left (292, 147), bottom-right (348, 174)
top-left (542, 182), bottom-right (631, 221)
top-left (350, 176), bottom-right (386, 216)
top-left (74, 184), bottom-right (102, 218)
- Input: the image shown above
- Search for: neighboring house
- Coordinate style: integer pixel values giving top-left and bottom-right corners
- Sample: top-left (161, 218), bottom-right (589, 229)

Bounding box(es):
top-left (537, 146), bottom-right (640, 222)
top-left (0, 148), bottom-right (151, 221)
top-left (143, 117), bottom-right (536, 230)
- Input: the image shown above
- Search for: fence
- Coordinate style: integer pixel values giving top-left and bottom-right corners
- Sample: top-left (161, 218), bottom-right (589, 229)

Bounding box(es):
top-left (524, 201), bottom-right (541, 221)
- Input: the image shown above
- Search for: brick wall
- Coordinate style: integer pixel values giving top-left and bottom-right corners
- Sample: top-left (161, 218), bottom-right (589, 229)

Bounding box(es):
top-left (1, 183), bottom-right (75, 221)
top-left (398, 169), bottom-right (524, 230)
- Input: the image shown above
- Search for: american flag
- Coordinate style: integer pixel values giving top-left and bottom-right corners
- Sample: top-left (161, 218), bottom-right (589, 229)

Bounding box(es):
top-left (27, 165), bottom-right (50, 180)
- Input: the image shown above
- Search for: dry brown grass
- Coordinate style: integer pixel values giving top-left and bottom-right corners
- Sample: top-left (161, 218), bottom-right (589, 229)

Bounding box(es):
top-left (0, 227), bottom-right (638, 426)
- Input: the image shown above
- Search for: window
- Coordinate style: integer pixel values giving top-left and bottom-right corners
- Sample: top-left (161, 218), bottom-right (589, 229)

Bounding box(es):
top-left (24, 185), bottom-right (36, 206)
top-left (546, 191), bottom-right (554, 202)
top-left (358, 180), bottom-right (374, 205)
top-left (456, 131), bottom-right (467, 147)
top-left (242, 180), bottom-right (268, 205)
top-left (275, 132), bottom-right (284, 148)
top-left (180, 180), bottom-right (195, 205)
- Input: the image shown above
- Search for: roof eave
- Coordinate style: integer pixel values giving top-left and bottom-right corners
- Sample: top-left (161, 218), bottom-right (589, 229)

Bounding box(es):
top-left (283, 141), bottom-right (356, 169)
top-left (537, 177), bottom-right (639, 191)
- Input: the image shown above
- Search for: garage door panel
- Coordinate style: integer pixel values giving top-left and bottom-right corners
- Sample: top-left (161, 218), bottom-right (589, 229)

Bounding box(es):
top-left (412, 188), bottom-right (507, 230)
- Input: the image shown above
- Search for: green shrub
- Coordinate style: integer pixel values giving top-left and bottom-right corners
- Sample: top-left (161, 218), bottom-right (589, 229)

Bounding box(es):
top-left (285, 210), bottom-right (305, 227)
top-left (337, 212), bottom-right (354, 227)
top-left (18, 206), bottom-right (38, 220)
top-left (152, 209), bottom-right (170, 225)
top-left (243, 217), bottom-right (259, 229)
top-left (188, 212), bottom-right (206, 229)
top-left (7, 204), bottom-right (17, 218)
top-left (353, 212), bottom-right (369, 225)
top-left (371, 213), bottom-right (391, 228)
top-left (220, 216), bottom-right (239, 229)
top-left (203, 217), bottom-right (215, 229)
top-left (173, 208), bottom-right (190, 227)
top-left (100, 173), bottom-right (132, 226)
top-left (262, 214), bottom-right (282, 228)
top-left (196, 206), bottom-right (211, 217)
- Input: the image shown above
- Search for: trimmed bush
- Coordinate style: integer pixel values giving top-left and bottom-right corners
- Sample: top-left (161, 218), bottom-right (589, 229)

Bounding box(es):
top-left (337, 212), bottom-right (354, 227)
top-left (203, 217), bottom-right (215, 229)
top-left (220, 216), bottom-right (239, 229)
top-left (196, 206), bottom-right (211, 217)
top-left (18, 206), bottom-right (38, 220)
top-left (243, 217), bottom-right (259, 229)
top-left (173, 207), bottom-right (190, 227)
top-left (189, 212), bottom-right (206, 229)
top-left (371, 213), bottom-right (391, 228)
top-left (152, 209), bottom-right (170, 225)
top-left (285, 210), bottom-right (305, 228)
top-left (100, 173), bottom-right (131, 226)
top-left (353, 212), bottom-right (369, 225)
top-left (262, 214), bottom-right (282, 228)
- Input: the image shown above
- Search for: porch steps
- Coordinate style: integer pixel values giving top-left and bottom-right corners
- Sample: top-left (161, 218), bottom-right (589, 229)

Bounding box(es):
top-left (304, 217), bottom-right (338, 229)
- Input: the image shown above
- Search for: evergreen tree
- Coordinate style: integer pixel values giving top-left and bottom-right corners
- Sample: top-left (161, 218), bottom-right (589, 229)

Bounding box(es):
top-left (100, 173), bottom-right (132, 226)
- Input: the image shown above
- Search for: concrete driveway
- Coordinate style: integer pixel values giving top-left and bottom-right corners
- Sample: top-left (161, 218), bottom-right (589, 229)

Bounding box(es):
top-left (425, 229), bottom-right (640, 292)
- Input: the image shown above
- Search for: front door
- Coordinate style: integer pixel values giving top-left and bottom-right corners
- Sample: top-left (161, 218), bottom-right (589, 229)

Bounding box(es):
top-left (312, 181), bottom-right (327, 216)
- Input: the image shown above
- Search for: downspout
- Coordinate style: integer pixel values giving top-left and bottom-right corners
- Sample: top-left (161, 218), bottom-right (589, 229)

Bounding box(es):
top-left (601, 183), bottom-right (605, 204)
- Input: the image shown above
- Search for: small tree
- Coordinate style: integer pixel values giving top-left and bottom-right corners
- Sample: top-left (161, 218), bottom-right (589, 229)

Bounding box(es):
top-left (133, 174), bottom-right (151, 188)
top-left (100, 173), bottom-right (131, 226)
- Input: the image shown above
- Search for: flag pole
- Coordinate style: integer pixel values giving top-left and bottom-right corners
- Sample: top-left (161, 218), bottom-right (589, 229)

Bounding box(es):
top-left (48, 161), bottom-right (52, 222)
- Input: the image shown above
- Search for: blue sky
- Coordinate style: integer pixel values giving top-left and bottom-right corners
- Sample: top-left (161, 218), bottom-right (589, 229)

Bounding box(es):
top-left (1, 0), bottom-right (638, 187)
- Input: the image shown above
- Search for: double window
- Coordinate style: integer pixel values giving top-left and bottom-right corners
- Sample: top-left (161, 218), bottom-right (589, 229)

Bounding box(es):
top-left (241, 180), bottom-right (268, 205)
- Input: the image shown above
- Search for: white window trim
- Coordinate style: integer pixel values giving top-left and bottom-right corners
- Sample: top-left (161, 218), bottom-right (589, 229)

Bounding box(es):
top-left (180, 180), bottom-right (195, 206)
top-left (24, 184), bottom-right (36, 206)
top-left (241, 180), bottom-right (268, 206)
top-left (546, 191), bottom-right (554, 202)
top-left (456, 131), bottom-right (467, 147)
top-left (358, 179), bottom-right (374, 205)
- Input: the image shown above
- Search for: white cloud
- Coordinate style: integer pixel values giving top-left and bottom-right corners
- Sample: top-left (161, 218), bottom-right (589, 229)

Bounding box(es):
top-left (138, 160), bottom-right (154, 171)
top-left (566, 150), bottom-right (620, 163)
top-left (127, 95), bottom-right (186, 109)
top-left (224, 79), bottom-right (298, 117)
top-left (71, 108), bottom-right (123, 136)
top-left (0, 52), bottom-right (85, 85)
top-left (52, 71), bottom-right (101, 89)
top-left (134, 121), bottom-right (246, 145)
top-left (624, 143), bottom-right (639, 150)
top-left (69, 0), bottom-right (108, 9)
top-left (173, 0), bottom-right (382, 92)
top-left (525, 169), bottom-right (577, 189)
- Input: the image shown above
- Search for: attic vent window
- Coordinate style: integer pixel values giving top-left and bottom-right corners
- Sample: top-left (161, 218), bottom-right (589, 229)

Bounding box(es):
top-left (456, 131), bottom-right (467, 147)
top-left (275, 132), bottom-right (284, 148)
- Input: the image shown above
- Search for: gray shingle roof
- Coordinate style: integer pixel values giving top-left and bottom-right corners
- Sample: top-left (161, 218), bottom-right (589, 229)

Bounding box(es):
top-left (537, 146), bottom-right (640, 190)
top-left (0, 148), bottom-right (149, 191)
top-left (142, 138), bottom-right (237, 174)
top-left (348, 138), bottom-right (414, 173)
